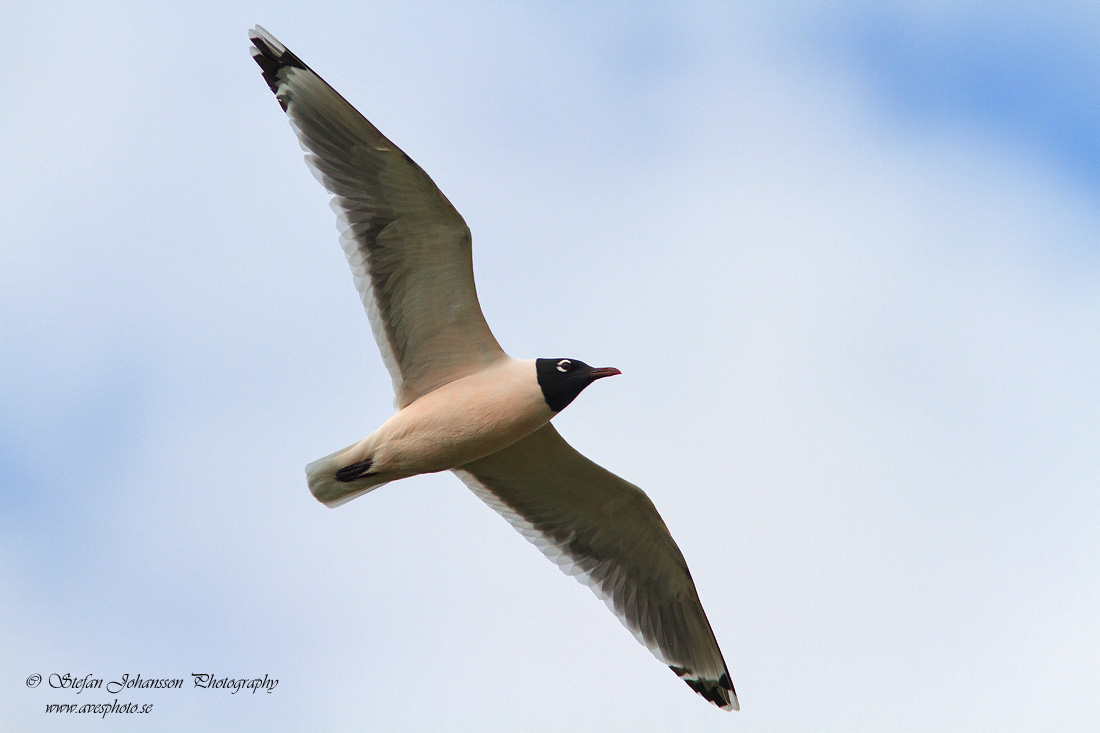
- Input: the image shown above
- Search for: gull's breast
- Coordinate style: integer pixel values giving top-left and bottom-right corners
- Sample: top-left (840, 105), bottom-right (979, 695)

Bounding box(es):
top-left (369, 358), bottom-right (552, 476)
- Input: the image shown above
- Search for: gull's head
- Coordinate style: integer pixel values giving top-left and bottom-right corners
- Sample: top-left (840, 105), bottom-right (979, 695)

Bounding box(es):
top-left (536, 358), bottom-right (621, 413)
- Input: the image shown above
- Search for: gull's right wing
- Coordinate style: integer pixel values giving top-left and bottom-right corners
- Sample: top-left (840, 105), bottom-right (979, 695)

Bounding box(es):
top-left (250, 26), bottom-right (506, 407)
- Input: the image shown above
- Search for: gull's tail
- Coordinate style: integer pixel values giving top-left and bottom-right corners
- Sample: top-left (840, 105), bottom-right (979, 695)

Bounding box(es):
top-left (306, 444), bottom-right (391, 508)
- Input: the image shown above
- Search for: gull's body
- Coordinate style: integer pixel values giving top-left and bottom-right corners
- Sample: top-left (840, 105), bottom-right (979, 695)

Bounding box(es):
top-left (308, 358), bottom-right (550, 506)
top-left (250, 25), bottom-right (738, 711)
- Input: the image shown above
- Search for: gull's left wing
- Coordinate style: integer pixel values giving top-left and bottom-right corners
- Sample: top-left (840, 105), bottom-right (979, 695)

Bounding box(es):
top-left (454, 424), bottom-right (737, 710)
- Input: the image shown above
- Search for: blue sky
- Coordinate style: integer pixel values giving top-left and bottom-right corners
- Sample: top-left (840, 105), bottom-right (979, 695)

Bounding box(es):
top-left (3, 3), bottom-right (1100, 730)
top-left (843, 7), bottom-right (1100, 197)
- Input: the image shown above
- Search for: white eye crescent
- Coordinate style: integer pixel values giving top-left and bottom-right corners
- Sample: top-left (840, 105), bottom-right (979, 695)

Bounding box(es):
top-left (556, 359), bottom-right (571, 372)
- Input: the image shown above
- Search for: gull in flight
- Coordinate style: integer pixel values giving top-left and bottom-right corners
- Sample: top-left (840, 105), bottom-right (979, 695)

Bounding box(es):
top-left (249, 25), bottom-right (737, 711)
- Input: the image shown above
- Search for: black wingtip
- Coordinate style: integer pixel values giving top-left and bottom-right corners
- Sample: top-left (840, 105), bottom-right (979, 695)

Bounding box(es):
top-left (670, 666), bottom-right (739, 711)
top-left (248, 25), bottom-right (310, 109)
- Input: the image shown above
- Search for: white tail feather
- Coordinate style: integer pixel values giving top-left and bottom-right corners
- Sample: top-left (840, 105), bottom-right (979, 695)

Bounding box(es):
top-left (306, 445), bottom-right (391, 507)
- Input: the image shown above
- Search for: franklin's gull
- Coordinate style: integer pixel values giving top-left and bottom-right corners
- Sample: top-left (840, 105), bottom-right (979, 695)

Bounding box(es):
top-left (249, 25), bottom-right (737, 711)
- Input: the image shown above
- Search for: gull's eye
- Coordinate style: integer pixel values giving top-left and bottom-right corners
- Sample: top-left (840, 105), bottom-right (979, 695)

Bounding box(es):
top-left (556, 359), bottom-right (571, 373)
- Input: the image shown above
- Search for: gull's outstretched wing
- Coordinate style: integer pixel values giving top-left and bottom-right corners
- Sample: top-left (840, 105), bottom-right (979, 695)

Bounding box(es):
top-left (249, 26), bottom-right (505, 407)
top-left (454, 424), bottom-right (737, 711)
